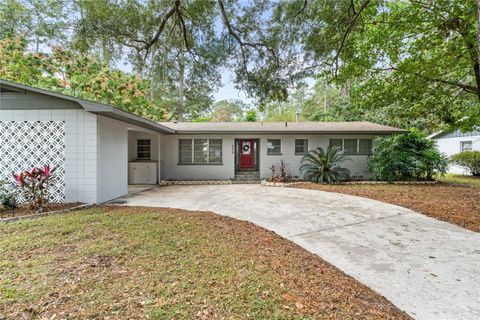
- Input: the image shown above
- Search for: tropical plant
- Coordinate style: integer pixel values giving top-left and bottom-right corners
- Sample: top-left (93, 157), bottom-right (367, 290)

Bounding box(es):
top-left (269, 160), bottom-right (293, 182)
top-left (300, 146), bottom-right (351, 183)
top-left (450, 151), bottom-right (480, 176)
top-left (368, 131), bottom-right (448, 182)
top-left (12, 164), bottom-right (57, 212)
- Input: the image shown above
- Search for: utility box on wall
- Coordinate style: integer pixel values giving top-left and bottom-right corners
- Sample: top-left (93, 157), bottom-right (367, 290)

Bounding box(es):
top-left (128, 161), bottom-right (158, 185)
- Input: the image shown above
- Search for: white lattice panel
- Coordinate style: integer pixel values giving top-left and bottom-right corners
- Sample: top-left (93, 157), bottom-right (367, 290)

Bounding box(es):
top-left (0, 121), bottom-right (66, 203)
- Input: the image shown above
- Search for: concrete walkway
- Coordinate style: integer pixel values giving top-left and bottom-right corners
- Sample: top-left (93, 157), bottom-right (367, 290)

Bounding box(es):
top-left (111, 184), bottom-right (480, 320)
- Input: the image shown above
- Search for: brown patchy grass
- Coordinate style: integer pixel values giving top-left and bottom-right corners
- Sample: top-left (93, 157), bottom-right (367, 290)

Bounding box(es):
top-left (292, 183), bottom-right (480, 232)
top-left (0, 206), bottom-right (410, 319)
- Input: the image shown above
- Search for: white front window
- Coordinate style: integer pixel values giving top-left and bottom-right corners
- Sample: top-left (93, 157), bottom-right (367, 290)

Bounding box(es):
top-left (329, 138), bottom-right (373, 155)
top-left (179, 139), bottom-right (222, 164)
top-left (267, 139), bottom-right (281, 155)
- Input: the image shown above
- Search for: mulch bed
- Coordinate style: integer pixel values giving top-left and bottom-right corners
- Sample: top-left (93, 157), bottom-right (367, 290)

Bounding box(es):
top-left (0, 203), bottom-right (82, 219)
top-left (292, 183), bottom-right (480, 232)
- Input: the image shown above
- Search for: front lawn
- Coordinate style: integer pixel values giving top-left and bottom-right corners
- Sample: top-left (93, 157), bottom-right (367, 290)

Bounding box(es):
top-left (436, 173), bottom-right (480, 187)
top-left (0, 206), bottom-right (409, 319)
top-left (293, 182), bottom-right (480, 232)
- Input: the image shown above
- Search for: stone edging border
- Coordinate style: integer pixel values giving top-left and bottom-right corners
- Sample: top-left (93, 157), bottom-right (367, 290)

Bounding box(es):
top-left (160, 180), bottom-right (232, 185)
top-left (261, 180), bottom-right (439, 187)
top-left (0, 203), bottom-right (95, 224)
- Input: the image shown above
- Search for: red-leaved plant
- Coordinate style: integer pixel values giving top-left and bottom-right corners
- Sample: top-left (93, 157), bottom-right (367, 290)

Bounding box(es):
top-left (268, 160), bottom-right (293, 182)
top-left (12, 165), bottom-right (57, 212)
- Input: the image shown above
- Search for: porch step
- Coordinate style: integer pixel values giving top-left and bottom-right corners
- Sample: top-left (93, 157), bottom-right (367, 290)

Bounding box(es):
top-left (231, 180), bottom-right (261, 184)
top-left (233, 171), bottom-right (260, 182)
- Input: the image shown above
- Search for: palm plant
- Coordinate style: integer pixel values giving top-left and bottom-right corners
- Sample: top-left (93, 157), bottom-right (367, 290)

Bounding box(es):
top-left (299, 146), bottom-right (351, 183)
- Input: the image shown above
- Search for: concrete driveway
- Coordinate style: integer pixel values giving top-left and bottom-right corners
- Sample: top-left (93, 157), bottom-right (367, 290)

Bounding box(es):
top-left (111, 184), bottom-right (480, 320)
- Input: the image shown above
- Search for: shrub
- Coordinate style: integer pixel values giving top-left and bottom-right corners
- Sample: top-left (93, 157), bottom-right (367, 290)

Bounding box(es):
top-left (300, 146), bottom-right (351, 183)
top-left (0, 180), bottom-right (18, 211)
top-left (368, 131), bottom-right (448, 182)
top-left (450, 151), bottom-right (480, 176)
top-left (269, 160), bottom-right (293, 182)
top-left (12, 165), bottom-right (57, 212)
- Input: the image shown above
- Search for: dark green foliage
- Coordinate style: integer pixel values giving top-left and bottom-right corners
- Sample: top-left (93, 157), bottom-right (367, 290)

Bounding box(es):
top-left (1, 193), bottom-right (18, 210)
top-left (450, 151), bottom-right (480, 176)
top-left (368, 131), bottom-right (448, 182)
top-left (269, 0), bottom-right (480, 131)
top-left (300, 146), bottom-right (351, 183)
top-left (0, 180), bottom-right (18, 210)
top-left (244, 110), bottom-right (257, 122)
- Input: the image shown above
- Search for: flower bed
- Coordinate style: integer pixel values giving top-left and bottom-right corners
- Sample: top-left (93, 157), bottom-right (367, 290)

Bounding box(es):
top-left (160, 180), bottom-right (232, 185)
top-left (261, 180), bottom-right (438, 187)
top-left (0, 203), bottom-right (91, 222)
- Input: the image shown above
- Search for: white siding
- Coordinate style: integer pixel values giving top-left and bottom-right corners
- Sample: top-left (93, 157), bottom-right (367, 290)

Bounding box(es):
top-left (258, 134), bottom-right (375, 179)
top-left (161, 134), bottom-right (379, 180)
top-left (434, 135), bottom-right (480, 174)
top-left (97, 116), bottom-right (128, 203)
top-left (128, 131), bottom-right (160, 162)
top-left (161, 134), bottom-right (235, 180)
top-left (0, 109), bottom-right (98, 203)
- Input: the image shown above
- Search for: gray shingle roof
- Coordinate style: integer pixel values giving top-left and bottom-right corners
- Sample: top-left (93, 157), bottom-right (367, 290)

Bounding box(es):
top-left (0, 80), bottom-right (407, 135)
top-left (158, 121), bottom-right (407, 134)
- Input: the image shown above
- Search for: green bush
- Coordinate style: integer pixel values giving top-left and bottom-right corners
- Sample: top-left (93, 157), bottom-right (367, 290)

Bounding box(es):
top-left (299, 146), bottom-right (351, 183)
top-left (450, 151), bottom-right (480, 176)
top-left (368, 131), bottom-right (448, 182)
top-left (0, 180), bottom-right (18, 210)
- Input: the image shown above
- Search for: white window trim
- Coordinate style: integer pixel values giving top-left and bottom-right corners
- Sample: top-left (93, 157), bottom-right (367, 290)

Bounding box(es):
top-left (136, 139), bottom-right (151, 160)
top-left (295, 139), bottom-right (308, 155)
top-left (178, 139), bottom-right (223, 165)
top-left (330, 138), bottom-right (373, 155)
top-left (267, 139), bottom-right (282, 155)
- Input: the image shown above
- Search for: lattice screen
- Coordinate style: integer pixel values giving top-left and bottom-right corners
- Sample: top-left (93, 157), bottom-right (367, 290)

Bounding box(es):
top-left (0, 121), bottom-right (66, 202)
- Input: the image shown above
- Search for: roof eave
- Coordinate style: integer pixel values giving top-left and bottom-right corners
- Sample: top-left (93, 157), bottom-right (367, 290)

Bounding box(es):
top-left (95, 109), bottom-right (175, 133)
top-left (0, 79), bottom-right (175, 134)
top-left (172, 130), bottom-right (407, 135)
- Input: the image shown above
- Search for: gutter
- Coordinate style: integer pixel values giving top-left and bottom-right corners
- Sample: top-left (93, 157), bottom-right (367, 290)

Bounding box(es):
top-left (170, 130), bottom-right (408, 135)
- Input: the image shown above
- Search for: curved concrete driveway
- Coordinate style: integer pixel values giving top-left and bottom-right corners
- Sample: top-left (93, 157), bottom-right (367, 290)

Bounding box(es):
top-left (112, 184), bottom-right (480, 320)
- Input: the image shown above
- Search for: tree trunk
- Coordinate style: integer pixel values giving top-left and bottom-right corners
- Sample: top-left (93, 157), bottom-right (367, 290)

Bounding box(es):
top-left (149, 46), bottom-right (156, 100)
top-left (178, 48), bottom-right (185, 121)
top-left (101, 37), bottom-right (111, 67)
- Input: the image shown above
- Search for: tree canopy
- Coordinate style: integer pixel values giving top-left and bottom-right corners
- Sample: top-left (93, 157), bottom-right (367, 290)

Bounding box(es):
top-left (270, 0), bottom-right (480, 130)
top-left (0, 37), bottom-right (165, 120)
top-left (0, 0), bottom-right (479, 131)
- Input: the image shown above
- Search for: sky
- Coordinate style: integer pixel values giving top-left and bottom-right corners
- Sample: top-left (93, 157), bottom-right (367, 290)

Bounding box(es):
top-left (213, 68), bottom-right (252, 103)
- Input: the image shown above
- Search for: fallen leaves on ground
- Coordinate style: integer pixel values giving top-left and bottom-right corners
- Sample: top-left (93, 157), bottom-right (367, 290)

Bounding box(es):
top-left (0, 206), bottom-right (411, 319)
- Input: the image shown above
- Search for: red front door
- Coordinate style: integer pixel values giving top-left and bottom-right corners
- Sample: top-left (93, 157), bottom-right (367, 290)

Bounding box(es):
top-left (240, 139), bottom-right (254, 169)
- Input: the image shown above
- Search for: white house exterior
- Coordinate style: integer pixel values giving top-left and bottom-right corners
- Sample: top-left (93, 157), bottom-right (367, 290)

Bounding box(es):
top-left (430, 129), bottom-right (480, 174)
top-left (0, 80), bottom-right (406, 204)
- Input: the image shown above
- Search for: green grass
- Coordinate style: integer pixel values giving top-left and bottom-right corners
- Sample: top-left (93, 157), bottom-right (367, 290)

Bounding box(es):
top-left (436, 173), bottom-right (480, 187)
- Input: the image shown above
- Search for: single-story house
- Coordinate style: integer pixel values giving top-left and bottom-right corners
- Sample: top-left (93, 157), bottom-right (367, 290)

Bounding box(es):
top-left (0, 80), bottom-right (406, 203)
top-left (429, 129), bottom-right (480, 174)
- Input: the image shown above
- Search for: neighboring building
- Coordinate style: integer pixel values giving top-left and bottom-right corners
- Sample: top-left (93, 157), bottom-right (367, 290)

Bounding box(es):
top-left (429, 129), bottom-right (480, 174)
top-left (0, 80), bottom-right (406, 203)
